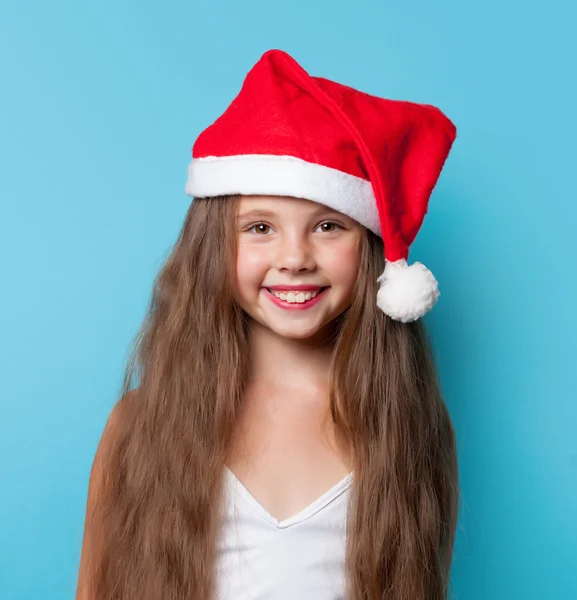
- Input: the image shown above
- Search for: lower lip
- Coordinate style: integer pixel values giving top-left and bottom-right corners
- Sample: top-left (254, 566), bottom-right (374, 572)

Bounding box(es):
top-left (263, 288), bottom-right (329, 310)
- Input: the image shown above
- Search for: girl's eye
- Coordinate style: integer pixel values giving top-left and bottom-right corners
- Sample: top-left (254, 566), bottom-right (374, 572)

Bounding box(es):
top-left (248, 223), bottom-right (272, 235)
top-left (317, 221), bottom-right (341, 233)
top-left (246, 221), bottom-right (342, 235)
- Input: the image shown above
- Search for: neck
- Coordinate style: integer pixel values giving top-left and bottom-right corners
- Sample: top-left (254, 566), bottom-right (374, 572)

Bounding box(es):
top-left (230, 316), bottom-right (351, 472)
top-left (247, 318), bottom-right (337, 394)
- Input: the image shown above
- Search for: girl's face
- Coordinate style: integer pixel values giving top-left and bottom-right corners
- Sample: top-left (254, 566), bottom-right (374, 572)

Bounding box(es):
top-left (233, 195), bottom-right (363, 340)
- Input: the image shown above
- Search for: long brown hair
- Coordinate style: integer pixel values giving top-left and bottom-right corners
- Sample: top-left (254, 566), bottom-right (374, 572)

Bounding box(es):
top-left (83, 194), bottom-right (460, 599)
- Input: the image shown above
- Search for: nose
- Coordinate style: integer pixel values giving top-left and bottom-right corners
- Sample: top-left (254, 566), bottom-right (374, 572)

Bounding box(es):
top-left (275, 230), bottom-right (316, 273)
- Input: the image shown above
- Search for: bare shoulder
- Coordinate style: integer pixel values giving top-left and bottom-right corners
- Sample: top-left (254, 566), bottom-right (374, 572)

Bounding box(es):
top-left (75, 388), bottom-right (140, 599)
top-left (90, 388), bottom-right (140, 493)
top-left (103, 388), bottom-right (139, 441)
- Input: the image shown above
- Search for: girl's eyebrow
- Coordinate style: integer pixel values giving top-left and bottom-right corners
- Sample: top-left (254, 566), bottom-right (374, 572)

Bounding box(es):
top-left (236, 209), bottom-right (278, 221)
top-left (236, 207), bottom-right (345, 221)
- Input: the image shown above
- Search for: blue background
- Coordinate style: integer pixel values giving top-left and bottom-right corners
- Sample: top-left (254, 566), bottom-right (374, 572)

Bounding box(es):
top-left (1, 1), bottom-right (575, 598)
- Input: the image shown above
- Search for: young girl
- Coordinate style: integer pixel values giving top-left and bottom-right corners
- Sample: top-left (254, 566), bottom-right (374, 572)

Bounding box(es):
top-left (76, 49), bottom-right (459, 600)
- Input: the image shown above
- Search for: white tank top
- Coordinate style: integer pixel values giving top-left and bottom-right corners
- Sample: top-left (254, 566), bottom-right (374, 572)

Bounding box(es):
top-left (215, 467), bottom-right (353, 600)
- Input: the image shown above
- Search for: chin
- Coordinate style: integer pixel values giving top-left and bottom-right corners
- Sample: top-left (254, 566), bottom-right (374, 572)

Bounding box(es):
top-left (283, 330), bottom-right (322, 341)
top-left (267, 324), bottom-right (319, 339)
top-left (267, 318), bottom-right (338, 343)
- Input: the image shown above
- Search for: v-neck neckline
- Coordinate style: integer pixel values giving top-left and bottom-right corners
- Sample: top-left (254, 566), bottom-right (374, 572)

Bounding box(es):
top-left (224, 467), bottom-right (353, 529)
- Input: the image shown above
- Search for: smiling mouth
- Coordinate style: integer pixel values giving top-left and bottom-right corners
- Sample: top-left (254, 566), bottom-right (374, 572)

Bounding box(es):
top-left (265, 287), bottom-right (329, 304)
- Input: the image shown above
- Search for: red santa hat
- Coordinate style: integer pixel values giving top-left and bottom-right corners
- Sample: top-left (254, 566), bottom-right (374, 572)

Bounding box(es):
top-left (185, 49), bottom-right (457, 323)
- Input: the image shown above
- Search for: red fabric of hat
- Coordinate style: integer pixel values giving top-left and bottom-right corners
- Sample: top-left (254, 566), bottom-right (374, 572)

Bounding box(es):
top-left (185, 49), bottom-right (457, 323)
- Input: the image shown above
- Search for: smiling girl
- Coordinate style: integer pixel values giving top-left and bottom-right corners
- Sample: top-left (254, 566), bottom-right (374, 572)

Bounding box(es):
top-left (76, 49), bottom-right (460, 600)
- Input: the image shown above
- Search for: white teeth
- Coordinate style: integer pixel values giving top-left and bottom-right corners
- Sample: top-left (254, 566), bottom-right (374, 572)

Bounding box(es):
top-left (270, 289), bottom-right (321, 303)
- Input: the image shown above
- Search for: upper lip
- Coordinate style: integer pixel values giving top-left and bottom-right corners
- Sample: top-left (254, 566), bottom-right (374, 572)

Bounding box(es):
top-left (265, 284), bottom-right (327, 291)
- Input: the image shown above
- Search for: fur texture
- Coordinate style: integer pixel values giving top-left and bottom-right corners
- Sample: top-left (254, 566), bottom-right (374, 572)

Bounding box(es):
top-left (185, 154), bottom-right (381, 237)
top-left (376, 259), bottom-right (440, 323)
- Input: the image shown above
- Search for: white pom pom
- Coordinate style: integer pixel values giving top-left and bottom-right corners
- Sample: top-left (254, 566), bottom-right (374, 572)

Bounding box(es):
top-left (376, 259), bottom-right (440, 323)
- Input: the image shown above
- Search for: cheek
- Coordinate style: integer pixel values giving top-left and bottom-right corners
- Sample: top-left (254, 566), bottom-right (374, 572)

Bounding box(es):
top-left (321, 242), bottom-right (361, 287)
top-left (235, 245), bottom-right (270, 293)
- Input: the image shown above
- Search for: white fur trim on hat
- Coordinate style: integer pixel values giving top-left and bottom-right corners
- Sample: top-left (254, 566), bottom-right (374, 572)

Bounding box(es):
top-left (376, 259), bottom-right (440, 322)
top-left (185, 154), bottom-right (382, 237)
